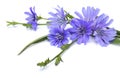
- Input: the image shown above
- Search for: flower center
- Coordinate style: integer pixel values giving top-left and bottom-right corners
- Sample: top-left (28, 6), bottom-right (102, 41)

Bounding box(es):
top-left (77, 27), bottom-right (86, 35)
top-left (56, 33), bottom-right (64, 40)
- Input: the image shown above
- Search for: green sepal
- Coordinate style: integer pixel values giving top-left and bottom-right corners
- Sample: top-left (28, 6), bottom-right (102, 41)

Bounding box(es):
top-left (117, 30), bottom-right (120, 35)
top-left (37, 16), bottom-right (43, 20)
top-left (18, 35), bottom-right (48, 55)
top-left (55, 56), bottom-right (63, 66)
top-left (61, 44), bottom-right (71, 50)
top-left (111, 38), bottom-right (120, 45)
top-left (37, 58), bottom-right (50, 67)
top-left (67, 13), bottom-right (74, 19)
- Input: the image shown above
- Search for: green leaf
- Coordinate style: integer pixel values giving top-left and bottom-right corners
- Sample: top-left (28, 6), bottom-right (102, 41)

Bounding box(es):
top-left (7, 21), bottom-right (19, 26)
top-left (55, 56), bottom-right (63, 66)
top-left (111, 38), bottom-right (120, 45)
top-left (7, 21), bottom-right (32, 28)
top-left (45, 58), bottom-right (50, 64)
top-left (18, 35), bottom-right (48, 55)
top-left (37, 58), bottom-right (50, 67)
top-left (37, 62), bottom-right (45, 67)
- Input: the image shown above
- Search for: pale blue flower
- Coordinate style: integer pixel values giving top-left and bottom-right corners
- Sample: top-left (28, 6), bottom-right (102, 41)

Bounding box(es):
top-left (69, 18), bottom-right (92, 44)
top-left (48, 6), bottom-right (68, 29)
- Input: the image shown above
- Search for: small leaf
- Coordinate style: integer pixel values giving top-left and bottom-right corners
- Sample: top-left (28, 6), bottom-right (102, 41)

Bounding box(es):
top-left (37, 62), bottom-right (45, 67)
top-left (45, 58), bottom-right (50, 64)
top-left (37, 58), bottom-right (50, 67)
top-left (7, 21), bottom-right (19, 26)
top-left (18, 35), bottom-right (48, 55)
top-left (55, 56), bottom-right (63, 66)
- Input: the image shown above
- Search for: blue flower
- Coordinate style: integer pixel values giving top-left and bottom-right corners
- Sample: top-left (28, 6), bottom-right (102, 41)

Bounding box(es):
top-left (48, 6), bottom-right (68, 29)
top-left (75, 6), bottom-right (100, 22)
top-left (93, 14), bottom-right (116, 46)
top-left (69, 18), bottom-right (92, 44)
top-left (94, 28), bottom-right (116, 46)
top-left (24, 7), bottom-right (38, 30)
top-left (48, 27), bottom-right (69, 47)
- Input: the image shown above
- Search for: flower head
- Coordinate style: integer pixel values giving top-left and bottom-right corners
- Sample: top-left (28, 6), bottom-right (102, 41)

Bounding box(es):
top-left (93, 14), bottom-right (116, 46)
top-left (69, 18), bottom-right (92, 44)
top-left (24, 7), bottom-right (38, 30)
top-left (94, 28), bottom-right (116, 46)
top-left (48, 27), bottom-right (69, 47)
top-left (48, 6), bottom-right (68, 29)
top-left (75, 6), bottom-right (100, 22)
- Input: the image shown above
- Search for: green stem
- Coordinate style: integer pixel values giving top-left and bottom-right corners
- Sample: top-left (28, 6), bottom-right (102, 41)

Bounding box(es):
top-left (37, 16), bottom-right (48, 20)
top-left (7, 21), bottom-right (48, 27)
top-left (50, 50), bottom-right (64, 63)
top-left (7, 21), bottom-right (30, 27)
top-left (41, 18), bottom-right (48, 20)
top-left (50, 41), bottom-right (75, 63)
top-left (37, 41), bottom-right (75, 67)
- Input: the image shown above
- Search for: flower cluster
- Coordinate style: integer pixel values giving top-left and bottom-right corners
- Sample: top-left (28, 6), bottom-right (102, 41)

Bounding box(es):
top-left (7, 6), bottom-right (120, 68)
top-left (48, 6), bottom-right (69, 47)
top-left (48, 6), bottom-right (116, 47)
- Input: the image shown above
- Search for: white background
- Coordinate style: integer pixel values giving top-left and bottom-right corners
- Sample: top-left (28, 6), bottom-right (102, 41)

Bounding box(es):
top-left (0, 0), bottom-right (120, 78)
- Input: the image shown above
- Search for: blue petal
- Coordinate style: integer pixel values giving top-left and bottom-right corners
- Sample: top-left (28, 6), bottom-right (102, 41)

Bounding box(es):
top-left (82, 7), bottom-right (87, 18)
top-left (31, 22), bottom-right (37, 30)
top-left (95, 36), bottom-right (108, 46)
top-left (77, 36), bottom-right (83, 44)
top-left (75, 11), bottom-right (83, 19)
top-left (24, 12), bottom-right (32, 16)
top-left (104, 19), bottom-right (113, 27)
top-left (48, 12), bottom-right (57, 17)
